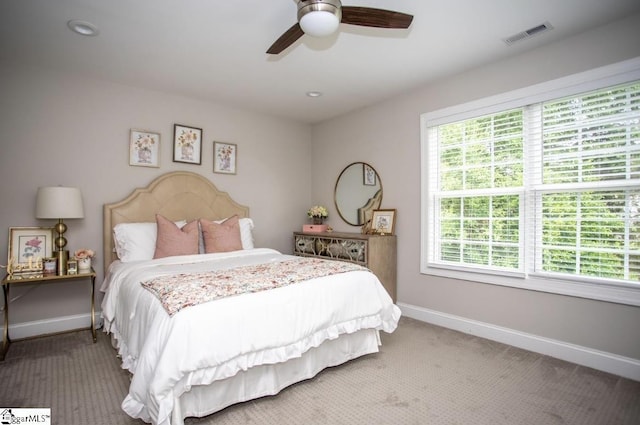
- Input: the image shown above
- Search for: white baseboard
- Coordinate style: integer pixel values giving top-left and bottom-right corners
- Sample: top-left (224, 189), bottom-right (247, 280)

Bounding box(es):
top-left (5, 312), bottom-right (103, 341)
top-left (398, 302), bottom-right (640, 382)
top-left (4, 306), bottom-right (639, 381)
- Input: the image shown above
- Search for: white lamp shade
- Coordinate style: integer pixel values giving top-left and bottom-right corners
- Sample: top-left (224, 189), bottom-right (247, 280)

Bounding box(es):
top-left (36, 186), bottom-right (85, 219)
top-left (300, 11), bottom-right (340, 37)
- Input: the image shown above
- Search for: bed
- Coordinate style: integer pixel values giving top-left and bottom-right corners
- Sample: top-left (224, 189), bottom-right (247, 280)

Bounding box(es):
top-left (100, 171), bottom-right (400, 425)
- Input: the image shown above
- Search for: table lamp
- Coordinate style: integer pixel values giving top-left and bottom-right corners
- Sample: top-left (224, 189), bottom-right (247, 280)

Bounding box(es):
top-left (35, 186), bottom-right (85, 275)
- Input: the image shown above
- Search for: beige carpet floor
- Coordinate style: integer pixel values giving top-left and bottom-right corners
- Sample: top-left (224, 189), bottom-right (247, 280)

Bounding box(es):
top-left (1, 317), bottom-right (638, 425)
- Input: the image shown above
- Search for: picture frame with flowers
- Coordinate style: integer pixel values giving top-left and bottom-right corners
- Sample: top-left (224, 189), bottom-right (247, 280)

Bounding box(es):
top-left (213, 142), bottom-right (237, 174)
top-left (371, 209), bottom-right (396, 235)
top-left (129, 129), bottom-right (160, 168)
top-left (8, 227), bottom-right (53, 273)
top-left (173, 124), bottom-right (202, 165)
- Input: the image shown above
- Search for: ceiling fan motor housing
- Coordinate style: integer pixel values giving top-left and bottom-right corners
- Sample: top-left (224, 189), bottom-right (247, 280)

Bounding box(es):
top-left (298, 0), bottom-right (343, 37)
top-left (267, 0), bottom-right (413, 54)
top-left (297, 0), bottom-right (342, 19)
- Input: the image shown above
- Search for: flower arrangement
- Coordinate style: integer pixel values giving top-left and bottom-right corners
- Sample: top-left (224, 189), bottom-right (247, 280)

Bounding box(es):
top-left (74, 249), bottom-right (95, 259)
top-left (217, 144), bottom-right (234, 171)
top-left (134, 133), bottom-right (156, 164)
top-left (134, 133), bottom-right (156, 150)
top-left (177, 129), bottom-right (197, 147)
top-left (307, 205), bottom-right (328, 220)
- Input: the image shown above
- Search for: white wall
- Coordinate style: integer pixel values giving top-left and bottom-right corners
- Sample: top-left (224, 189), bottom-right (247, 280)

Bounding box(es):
top-left (311, 13), bottom-right (640, 364)
top-left (0, 64), bottom-right (312, 329)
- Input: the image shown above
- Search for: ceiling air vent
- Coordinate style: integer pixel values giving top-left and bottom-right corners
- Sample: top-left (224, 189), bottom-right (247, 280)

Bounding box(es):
top-left (503, 22), bottom-right (553, 45)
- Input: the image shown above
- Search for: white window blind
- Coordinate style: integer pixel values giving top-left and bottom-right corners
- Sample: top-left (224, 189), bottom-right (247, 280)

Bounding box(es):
top-left (423, 79), bottom-right (640, 299)
top-left (535, 83), bottom-right (640, 282)
top-left (433, 109), bottom-right (525, 273)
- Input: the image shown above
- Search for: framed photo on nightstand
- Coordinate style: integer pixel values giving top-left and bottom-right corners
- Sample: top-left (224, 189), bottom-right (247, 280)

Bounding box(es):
top-left (67, 259), bottom-right (78, 275)
top-left (371, 209), bottom-right (396, 235)
top-left (8, 227), bottom-right (53, 273)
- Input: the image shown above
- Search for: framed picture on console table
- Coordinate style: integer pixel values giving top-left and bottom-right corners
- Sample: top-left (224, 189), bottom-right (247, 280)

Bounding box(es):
top-left (371, 209), bottom-right (396, 235)
top-left (8, 227), bottom-right (54, 272)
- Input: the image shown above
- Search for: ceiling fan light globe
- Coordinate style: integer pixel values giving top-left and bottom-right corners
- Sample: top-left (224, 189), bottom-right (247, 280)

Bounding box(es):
top-left (300, 11), bottom-right (340, 37)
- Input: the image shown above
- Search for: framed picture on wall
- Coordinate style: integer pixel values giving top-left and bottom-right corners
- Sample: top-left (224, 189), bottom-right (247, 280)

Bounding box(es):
top-left (213, 142), bottom-right (237, 174)
top-left (363, 163), bottom-right (376, 186)
top-left (371, 209), bottom-right (396, 235)
top-left (129, 129), bottom-right (160, 167)
top-left (8, 227), bottom-right (54, 273)
top-left (173, 124), bottom-right (202, 165)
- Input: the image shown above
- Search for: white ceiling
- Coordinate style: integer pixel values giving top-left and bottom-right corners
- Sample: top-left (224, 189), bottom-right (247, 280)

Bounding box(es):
top-left (2, 0), bottom-right (640, 124)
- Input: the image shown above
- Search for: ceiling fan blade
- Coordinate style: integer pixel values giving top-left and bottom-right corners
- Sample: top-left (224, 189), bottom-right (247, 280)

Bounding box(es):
top-left (341, 6), bottom-right (413, 29)
top-left (267, 22), bottom-right (305, 54)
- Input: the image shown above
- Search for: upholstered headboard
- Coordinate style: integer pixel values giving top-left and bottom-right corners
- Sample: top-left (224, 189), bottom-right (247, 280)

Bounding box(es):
top-left (357, 189), bottom-right (382, 226)
top-left (103, 171), bottom-right (249, 274)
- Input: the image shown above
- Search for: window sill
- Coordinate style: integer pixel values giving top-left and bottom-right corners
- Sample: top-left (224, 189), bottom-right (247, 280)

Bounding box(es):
top-left (421, 264), bottom-right (640, 307)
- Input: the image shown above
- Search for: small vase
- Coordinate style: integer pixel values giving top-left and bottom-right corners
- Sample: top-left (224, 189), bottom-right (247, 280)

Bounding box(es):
top-left (78, 257), bottom-right (92, 272)
top-left (312, 217), bottom-right (324, 225)
top-left (181, 144), bottom-right (194, 160)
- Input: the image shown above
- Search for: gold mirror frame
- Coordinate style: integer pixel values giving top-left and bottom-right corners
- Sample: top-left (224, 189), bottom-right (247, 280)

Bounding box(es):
top-left (334, 162), bottom-right (383, 226)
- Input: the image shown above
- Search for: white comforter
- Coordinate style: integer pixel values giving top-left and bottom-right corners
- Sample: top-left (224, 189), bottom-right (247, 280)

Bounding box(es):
top-left (101, 248), bottom-right (400, 425)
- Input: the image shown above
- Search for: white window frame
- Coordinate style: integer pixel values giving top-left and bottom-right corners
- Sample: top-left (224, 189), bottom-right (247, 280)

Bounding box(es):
top-left (420, 57), bottom-right (640, 306)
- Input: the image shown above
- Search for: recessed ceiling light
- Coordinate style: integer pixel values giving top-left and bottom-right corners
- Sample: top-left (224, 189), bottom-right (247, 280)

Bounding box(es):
top-left (67, 20), bottom-right (99, 36)
top-left (306, 91), bottom-right (323, 98)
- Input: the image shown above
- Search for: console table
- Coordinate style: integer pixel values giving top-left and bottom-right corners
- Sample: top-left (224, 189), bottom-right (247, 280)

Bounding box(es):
top-left (1, 269), bottom-right (96, 360)
top-left (293, 231), bottom-right (397, 302)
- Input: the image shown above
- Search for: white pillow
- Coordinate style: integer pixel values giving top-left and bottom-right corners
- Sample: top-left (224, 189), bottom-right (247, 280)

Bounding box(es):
top-left (114, 220), bottom-right (186, 262)
top-left (239, 218), bottom-right (255, 249)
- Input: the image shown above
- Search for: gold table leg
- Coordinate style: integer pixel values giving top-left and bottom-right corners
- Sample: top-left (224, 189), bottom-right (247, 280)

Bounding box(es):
top-left (90, 275), bottom-right (96, 343)
top-left (1, 283), bottom-right (11, 360)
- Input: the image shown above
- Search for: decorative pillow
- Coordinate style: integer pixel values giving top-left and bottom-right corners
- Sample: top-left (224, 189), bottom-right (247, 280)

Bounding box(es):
top-left (114, 219), bottom-right (187, 262)
top-left (153, 215), bottom-right (199, 259)
top-left (200, 216), bottom-right (243, 253)
top-left (217, 217), bottom-right (254, 248)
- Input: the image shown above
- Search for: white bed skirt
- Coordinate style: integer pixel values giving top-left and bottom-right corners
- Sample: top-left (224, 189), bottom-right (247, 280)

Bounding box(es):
top-left (170, 328), bottom-right (381, 425)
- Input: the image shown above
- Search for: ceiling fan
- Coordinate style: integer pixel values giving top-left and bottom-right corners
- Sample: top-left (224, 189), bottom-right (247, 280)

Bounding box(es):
top-left (267, 0), bottom-right (414, 54)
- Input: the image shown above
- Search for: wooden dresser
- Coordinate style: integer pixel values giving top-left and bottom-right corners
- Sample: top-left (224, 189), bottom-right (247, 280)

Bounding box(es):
top-left (293, 231), bottom-right (397, 302)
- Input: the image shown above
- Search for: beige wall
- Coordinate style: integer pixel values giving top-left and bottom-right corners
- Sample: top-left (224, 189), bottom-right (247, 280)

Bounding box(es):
top-left (0, 64), bottom-right (311, 326)
top-left (312, 13), bottom-right (640, 360)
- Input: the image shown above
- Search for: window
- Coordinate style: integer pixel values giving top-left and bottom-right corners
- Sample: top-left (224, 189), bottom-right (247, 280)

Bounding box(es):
top-left (421, 60), bottom-right (640, 305)
top-left (432, 109), bottom-right (525, 273)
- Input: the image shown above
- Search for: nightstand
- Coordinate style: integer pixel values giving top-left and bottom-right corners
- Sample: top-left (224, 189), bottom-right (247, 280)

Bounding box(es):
top-left (1, 269), bottom-right (97, 360)
top-left (293, 231), bottom-right (397, 302)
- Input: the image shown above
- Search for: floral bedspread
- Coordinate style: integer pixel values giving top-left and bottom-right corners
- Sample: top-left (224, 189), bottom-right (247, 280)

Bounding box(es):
top-left (141, 257), bottom-right (368, 316)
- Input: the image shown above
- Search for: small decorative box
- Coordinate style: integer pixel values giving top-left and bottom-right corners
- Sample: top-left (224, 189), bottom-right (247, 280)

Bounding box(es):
top-left (302, 224), bottom-right (328, 233)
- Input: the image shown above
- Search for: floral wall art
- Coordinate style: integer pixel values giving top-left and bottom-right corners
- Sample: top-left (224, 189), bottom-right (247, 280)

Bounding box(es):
top-left (213, 142), bottom-right (237, 174)
top-left (173, 124), bottom-right (202, 165)
top-left (129, 129), bottom-right (160, 167)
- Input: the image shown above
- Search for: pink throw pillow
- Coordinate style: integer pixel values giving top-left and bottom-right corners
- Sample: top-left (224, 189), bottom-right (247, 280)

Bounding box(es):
top-left (153, 214), bottom-right (199, 259)
top-left (200, 215), bottom-right (243, 253)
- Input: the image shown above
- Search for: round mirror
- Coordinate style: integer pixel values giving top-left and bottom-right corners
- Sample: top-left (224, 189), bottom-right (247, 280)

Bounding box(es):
top-left (334, 162), bottom-right (382, 226)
